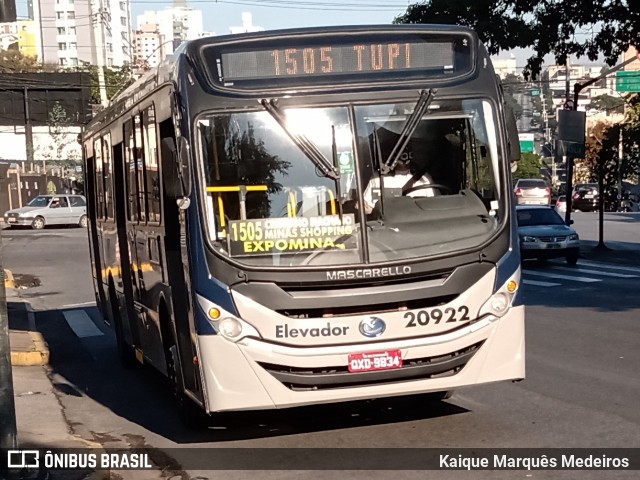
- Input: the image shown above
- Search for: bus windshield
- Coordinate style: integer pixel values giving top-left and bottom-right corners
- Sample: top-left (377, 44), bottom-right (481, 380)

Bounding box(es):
top-left (198, 99), bottom-right (502, 267)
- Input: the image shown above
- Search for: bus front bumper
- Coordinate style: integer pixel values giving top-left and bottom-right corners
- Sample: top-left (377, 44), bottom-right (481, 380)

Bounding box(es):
top-left (196, 305), bottom-right (525, 413)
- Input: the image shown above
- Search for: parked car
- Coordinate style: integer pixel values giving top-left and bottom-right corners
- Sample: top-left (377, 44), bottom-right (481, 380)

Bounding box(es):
top-left (516, 205), bottom-right (580, 265)
top-left (514, 178), bottom-right (551, 206)
top-left (554, 195), bottom-right (567, 214)
top-left (571, 183), bottom-right (599, 212)
top-left (3, 194), bottom-right (87, 230)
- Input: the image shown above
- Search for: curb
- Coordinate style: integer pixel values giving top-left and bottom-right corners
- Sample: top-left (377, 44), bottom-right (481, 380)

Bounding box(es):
top-left (10, 331), bottom-right (50, 366)
top-left (3, 268), bottom-right (15, 288)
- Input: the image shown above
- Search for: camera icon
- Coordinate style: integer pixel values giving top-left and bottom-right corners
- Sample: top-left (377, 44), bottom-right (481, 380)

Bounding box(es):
top-left (7, 450), bottom-right (40, 468)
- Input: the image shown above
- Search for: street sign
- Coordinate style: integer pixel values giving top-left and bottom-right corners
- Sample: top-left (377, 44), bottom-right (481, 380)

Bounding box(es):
top-left (530, 88), bottom-right (541, 96)
top-left (518, 133), bottom-right (535, 153)
top-left (615, 70), bottom-right (640, 92)
top-left (557, 110), bottom-right (586, 158)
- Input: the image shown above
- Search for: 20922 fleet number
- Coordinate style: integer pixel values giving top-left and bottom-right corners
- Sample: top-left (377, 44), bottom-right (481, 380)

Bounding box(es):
top-left (405, 306), bottom-right (470, 328)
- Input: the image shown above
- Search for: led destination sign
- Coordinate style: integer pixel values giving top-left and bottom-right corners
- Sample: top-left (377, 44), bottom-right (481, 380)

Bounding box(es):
top-left (220, 41), bottom-right (455, 81)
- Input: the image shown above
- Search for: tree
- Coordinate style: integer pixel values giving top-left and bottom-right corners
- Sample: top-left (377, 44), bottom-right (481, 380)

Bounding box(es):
top-left (0, 49), bottom-right (40, 73)
top-left (394, 1), bottom-right (640, 78)
top-left (501, 73), bottom-right (525, 119)
top-left (580, 109), bottom-right (640, 211)
top-left (81, 64), bottom-right (135, 104)
top-left (35, 101), bottom-right (82, 181)
top-left (589, 94), bottom-right (625, 114)
top-left (513, 152), bottom-right (543, 182)
top-left (0, 49), bottom-right (60, 73)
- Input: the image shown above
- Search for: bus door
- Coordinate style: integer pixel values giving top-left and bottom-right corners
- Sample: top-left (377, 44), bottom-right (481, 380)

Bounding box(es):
top-left (125, 114), bottom-right (165, 368)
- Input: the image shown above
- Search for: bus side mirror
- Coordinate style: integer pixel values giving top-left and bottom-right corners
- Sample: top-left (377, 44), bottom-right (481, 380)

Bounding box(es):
top-left (161, 137), bottom-right (192, 200)
top-left (505, 105), bottom-right (521, 163)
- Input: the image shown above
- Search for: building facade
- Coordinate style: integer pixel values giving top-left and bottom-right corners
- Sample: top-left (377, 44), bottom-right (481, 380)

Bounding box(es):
top-left (32, 0), bottom-right (132, 68)
top-left (491, 55), bottom-right (517, 79)
top-left (0, 20), bottom-right (38, 55)
top-left (133, 22), bottom-right (165, 69)
top-left (135, 6), bottom-right (203, 63)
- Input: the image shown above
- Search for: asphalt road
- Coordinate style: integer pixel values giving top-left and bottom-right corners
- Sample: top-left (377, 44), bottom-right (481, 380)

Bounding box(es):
top-left (1, 217), bottom-right (639, 480)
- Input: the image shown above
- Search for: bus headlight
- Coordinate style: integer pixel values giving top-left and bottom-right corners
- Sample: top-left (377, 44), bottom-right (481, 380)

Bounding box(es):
top-left (218, 317), bottom-right (242, 338)
top-left (490, 292), bottom-right (509, 313)
top-left (196, 294), bottom-right (261, 342)
top-left (479, 273), bottom-right (519, 318)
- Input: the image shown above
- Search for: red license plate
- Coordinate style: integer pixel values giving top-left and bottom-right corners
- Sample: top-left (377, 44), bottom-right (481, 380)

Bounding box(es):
top-left (348, 350), bottom-right (402, 373)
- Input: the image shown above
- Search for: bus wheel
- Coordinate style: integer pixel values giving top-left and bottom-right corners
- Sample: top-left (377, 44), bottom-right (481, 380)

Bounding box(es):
top-left (165, 342), bottom-right (206, 428)
top-left (109, 283), bottom-right (136, 368)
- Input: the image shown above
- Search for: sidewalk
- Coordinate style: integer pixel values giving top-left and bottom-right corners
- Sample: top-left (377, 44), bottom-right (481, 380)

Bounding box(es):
top-left (579, 240), bottom-right (640, 266)
top-left (5, 284), bottom-right (107, 479)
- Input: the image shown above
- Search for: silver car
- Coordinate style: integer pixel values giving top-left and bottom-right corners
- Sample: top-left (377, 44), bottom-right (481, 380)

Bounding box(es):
top-left (514, 178), bottom-right (551, 206)
top-left (3, 194), bottom-right (87, 230)
top-left (516, 205), bottom-right (580, 265)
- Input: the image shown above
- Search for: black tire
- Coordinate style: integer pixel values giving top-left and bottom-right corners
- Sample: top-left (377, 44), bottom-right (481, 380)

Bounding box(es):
top-left (162, 308), bottom-right (207, 428)
top-left (566, 254), bottom-right (578, 266)
top-left (78, 215), bottom-right (88, 228)
top-left (31, 216), bottom-right (45, 230)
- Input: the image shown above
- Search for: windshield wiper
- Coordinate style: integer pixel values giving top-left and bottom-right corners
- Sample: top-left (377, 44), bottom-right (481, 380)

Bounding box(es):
top-left (380, 88), bottom-right (437, 175)
top-left (260, 99), bottom-right (340, 180)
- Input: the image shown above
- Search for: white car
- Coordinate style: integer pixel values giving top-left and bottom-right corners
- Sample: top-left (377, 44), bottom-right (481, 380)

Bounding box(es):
top-left (554, 195), bottom-right (567, 214)
top-left (3, 194), bottom-right (87, 230)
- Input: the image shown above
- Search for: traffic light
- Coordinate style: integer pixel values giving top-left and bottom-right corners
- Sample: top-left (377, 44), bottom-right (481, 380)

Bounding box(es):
top-left (0, 0), bottom-right (16, 22)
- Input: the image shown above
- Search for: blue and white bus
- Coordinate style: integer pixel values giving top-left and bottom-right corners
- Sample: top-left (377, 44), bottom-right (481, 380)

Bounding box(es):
top-left (82, 24), bottom-right (524, 422)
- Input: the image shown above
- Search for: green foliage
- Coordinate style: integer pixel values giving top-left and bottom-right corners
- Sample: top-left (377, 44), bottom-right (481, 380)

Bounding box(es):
top-left (589, 94), bottom-right (625, 113)
top-left (45, 101), bottom-right (83, 181)
top-left (513, 152), bottom-right (542, 182)
top-left (501, 73), bottom-right (524, 119)
top-left (582, 109), bottom-right (640, 211)
top-left (84, 64), bottom-right (135, 104)
top-left (0, 49), bottom-right (57, 73)
top-left (395, 1), bottom-right (640, 78)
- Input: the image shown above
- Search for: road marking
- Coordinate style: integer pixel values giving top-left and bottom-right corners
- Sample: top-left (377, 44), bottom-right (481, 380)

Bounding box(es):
top-left (63, 310), bottom-right (104, 338)
top-left (575, 260), bottom-right (640, 274)
top-left (523, 279), bottom-right (561, 287)
top-left (547, 266), bottom-right (638, 278)
top-left (62, 301), bottom-right (97, 308)
top-left (522, 270), bottom-right (601, 283)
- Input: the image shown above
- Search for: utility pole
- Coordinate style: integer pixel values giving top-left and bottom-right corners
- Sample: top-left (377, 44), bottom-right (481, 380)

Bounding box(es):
top-left (563, 59), bottom-right (574, 225)
top-left (24, 86), bottom-right (34, 172)
top-left (90, 0), bottom-right (109, 107)
top-left (0, 234), bottom-right (18, 452)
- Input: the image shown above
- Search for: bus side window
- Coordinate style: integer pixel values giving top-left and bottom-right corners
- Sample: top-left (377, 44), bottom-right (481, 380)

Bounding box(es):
top-left (143, 105), bottom-right (160, 224)
top-left (134, 114), bottom-right (147, 223)
top-left (124, 119), bottom-right (139, 222)
top-left (94, 138), bottom-right (104, 220)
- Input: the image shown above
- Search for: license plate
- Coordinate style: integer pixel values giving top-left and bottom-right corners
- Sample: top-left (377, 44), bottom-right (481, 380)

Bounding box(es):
top-left (348, 350), bottom-right (402, 373)
top-left (7, 218), bottom-right (16, 223)
top-left (585, 194), bottom-right (594, 198)
top-left (546, 243), bottom-right (561, 249)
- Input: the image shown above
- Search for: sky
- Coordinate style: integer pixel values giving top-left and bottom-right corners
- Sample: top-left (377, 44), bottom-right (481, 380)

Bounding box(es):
top-left (15, 0), bottom-right (584, 69)
top-left (145, 0), bottom-right (408, 35)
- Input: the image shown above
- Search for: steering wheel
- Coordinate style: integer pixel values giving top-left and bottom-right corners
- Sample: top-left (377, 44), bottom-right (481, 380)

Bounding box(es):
top-left (403, 184), bottom-right (452, 195)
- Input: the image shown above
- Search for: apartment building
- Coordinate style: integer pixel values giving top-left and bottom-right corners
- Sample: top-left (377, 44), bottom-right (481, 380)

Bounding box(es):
top-left (133, 22), bottom-right (164, 69)
top-left (0, 20), bottom-right (38, 56)
top-left (32, 0), bottom-right (133, 68)
top-left (135, 6), bottom-right (203, 63)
